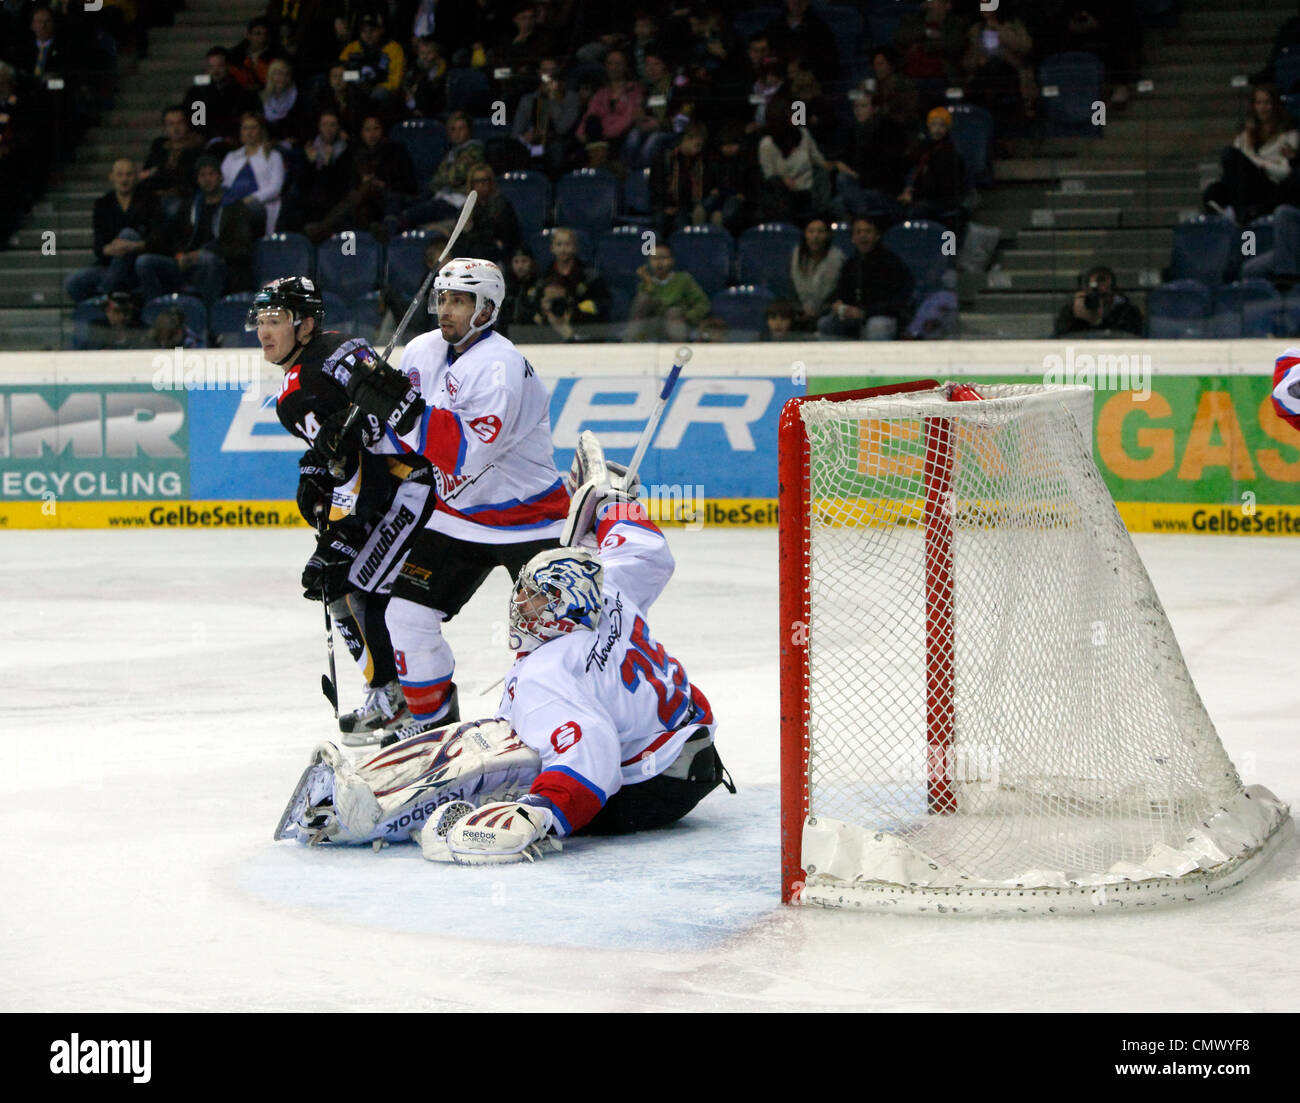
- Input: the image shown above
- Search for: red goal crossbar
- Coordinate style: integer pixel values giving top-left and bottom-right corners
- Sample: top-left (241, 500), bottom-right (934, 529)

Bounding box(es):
top-left (779, 380), bottom-right (943, 904)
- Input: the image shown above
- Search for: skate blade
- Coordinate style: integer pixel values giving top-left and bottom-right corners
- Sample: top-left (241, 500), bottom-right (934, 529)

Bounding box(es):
top-left (340, 728), bottom-right (391, 748)
top-left (274, 761), bottom-right (320, 840)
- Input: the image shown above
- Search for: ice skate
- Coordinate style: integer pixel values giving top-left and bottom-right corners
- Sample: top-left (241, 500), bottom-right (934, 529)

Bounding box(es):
top-left (339, 680), bottom-right (411, 747)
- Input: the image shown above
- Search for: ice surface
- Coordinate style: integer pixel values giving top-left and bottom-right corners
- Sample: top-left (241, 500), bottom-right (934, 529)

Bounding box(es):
top-left (1, 528), bottom-right (1296, 1011)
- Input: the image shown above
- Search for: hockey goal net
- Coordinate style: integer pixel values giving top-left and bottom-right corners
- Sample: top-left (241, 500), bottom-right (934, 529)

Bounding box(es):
top-left (779, 381), bottom-right (1288, 913)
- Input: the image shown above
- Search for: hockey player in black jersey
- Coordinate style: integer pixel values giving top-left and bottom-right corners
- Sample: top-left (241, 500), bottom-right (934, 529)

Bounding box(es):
top-left (249, 276), bottom-right (442, 742)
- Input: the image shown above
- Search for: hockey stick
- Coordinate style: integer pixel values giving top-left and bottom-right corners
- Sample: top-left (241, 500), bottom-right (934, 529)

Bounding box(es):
top-left (315, 506), bottom-right (340, 717)
top-left (624, 345), bottom-right (691, 486)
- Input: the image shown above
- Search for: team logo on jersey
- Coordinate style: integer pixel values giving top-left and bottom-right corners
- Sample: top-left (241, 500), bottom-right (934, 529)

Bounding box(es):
top-left (406, 367), bottom-right (421, 391)
top-left (445, 371), bottom-right (460, 398)
top-left (278, 367), bottom-right (301, 399)
top-left (469, 414), bottom-right (502, 443)
top-left (600, 533), bottom-right (626, 551)
top-left (550, 721), bottom-right (582, 753)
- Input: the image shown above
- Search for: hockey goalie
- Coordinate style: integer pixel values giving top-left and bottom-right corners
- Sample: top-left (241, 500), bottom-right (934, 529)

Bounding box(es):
top-left (274, 435), bottom-right (733, 863)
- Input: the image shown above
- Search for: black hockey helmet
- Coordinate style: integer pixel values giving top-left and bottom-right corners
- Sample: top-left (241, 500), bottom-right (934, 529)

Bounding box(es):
top-left (245, 276), bottom-right (325, 332)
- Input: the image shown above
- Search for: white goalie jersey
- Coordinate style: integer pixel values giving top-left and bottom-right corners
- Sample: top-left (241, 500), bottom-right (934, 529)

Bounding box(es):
top-left (494, 503), bottom-right (716, 836)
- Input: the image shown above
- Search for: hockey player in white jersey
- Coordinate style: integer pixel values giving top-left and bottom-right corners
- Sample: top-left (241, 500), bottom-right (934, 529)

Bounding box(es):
top-left (274, 438), bottom-right (732, 862)
top-left (332, 257), bottom-right (568, 731)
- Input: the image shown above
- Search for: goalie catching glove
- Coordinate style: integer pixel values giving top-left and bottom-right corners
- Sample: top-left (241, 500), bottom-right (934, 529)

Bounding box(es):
top-left (345, 357), bottom-right (425, 438)
top-left (562, 430), bottom-right (641, 547)
top-left (417, 798), bottom-right (560, 864)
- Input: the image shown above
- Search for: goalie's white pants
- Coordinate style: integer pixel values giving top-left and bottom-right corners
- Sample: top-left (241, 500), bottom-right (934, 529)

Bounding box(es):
top-left (385, 596), bottom-right (456, 723)
top-left (321, 720), bottom-right (540, 845)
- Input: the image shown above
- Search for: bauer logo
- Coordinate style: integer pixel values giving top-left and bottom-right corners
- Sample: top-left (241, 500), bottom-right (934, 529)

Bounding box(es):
top-left (49, 1034), bottom-right (151, 1084)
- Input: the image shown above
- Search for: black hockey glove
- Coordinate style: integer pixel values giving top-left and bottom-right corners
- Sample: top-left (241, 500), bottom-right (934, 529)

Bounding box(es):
top-left (346, 358), bottom-right (426, 437)
top-left (314, 406), bottom-right (370, 475)
top-left (296, 448), bottom-right (339, 525)
top-left (301, 527), bottom-right (363, 603)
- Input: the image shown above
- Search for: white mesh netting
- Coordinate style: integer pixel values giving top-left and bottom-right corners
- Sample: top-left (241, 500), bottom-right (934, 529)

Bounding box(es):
top-left (793, 384), bottom-right (1287, 912)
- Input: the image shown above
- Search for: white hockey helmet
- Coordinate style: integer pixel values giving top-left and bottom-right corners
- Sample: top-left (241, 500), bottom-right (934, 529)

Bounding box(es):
top-left (509, 547), bottom-right (604, 654)
top-left (431, 257), bottom-right (505, 339)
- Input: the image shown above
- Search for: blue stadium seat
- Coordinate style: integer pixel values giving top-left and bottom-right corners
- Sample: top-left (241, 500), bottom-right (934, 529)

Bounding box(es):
top-left (446, 67), bottom-right (492, 115)
top-left (316, 231), bottom-right (384, 303)
top-left (736, 223), bottom-right (801, 296)
top-left (596, 226), bottom-right (651, 284)
top-left (71, 295), bottom-right (108, 349)
top-left (868, 0), bottom-right (916, 49)
top-left (143, 293), bottom-right (208, 342)
top-left (392, 120), bottom-right (448, 187)
top-left (554, 169), bottom-right (620, 238)
top-left (1246, 214), bottom-right (1276, 260)
top-left (1213, 279), bottom-right (1281, 338)
top-left (254, 232), bottom-right (315, 287)
top-left (385, 230), bottom-right (436, 305)
top-left (669, 225), bottom-right (735, 296)
top-left (321, 290), bottom-right (357, 334)
top-left (820, 5), bottom-right (864, 66)
top-left (211, 292), bottom-right (258, 347)
top-left (1039, 51), bottom-right (1105, 137)
top-left (608, 284), bottom-right (634, 324)
top-left (1167, 214), bottom-right (1237, 287)
top-left (1276, 46), bottom-right (1300, 93)
top-left (528, 227), bottom-right (594, 266)
top-left (709, 286), bottom-right (774, 340)
top-left (948, 103), bottom-right (994, 188)
top-left (882, 220), bottom-right (951, 293)
top-left (499, 170), bottom-right (551, 236)
top-left (1147, 279), bottom-right (1213, 339)
top-left (471, 117), bottom-right (510, 145)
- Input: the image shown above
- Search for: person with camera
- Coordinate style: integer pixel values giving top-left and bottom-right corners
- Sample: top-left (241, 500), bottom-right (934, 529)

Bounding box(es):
top-left (1053, 264), bottom-right (1145, 337)
top-left (524, 276), bottom-right (584, 343)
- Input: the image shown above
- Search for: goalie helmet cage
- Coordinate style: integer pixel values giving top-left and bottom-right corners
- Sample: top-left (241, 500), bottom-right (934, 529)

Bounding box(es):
top-left (778, 381), bottom-right (1288, 915)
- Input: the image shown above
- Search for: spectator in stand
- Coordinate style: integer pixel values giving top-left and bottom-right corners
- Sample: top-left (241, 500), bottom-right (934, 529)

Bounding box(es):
top-left (511, 55), bottom-right (582, 176)
top-left (65, 158), bottom-right (168, 303)
top-left (306, 112), bottom-right (416, 242)
top-left (1257, 2), bottom-right (1300, 86)
top-left (625, 47), bottom-right (678, 169)
top-left (629, 8), bottom-right (665, 82)
top-left (455, 163), bottom-right (521, 264)
top-left (230, 17), bottom-right (283, 93)
top-left (764, 299), bottom-right (800, 341)
top-left (745, 55), bottom-right (787, 138)
top-left (221, 112), bottom-right (286, 234)
top-left (871, 45), bottom-right (922, 130)
top-left (894, 0), bottom-right (970, 87)
top-left (757, 101), bottom-right (833, 225)
top-left (261, 58), bottom-right (311, 145)
top-left (899, 106), bottom-right (966, 225)
top-left (817, 215), bottom-right (915, 341)
top-left (787, 55), bottom-right (836, 152)
top-left (650, 121), bottom-right (708, 236)
top-left (267, 0), bottom-right (350, 86)
top-left (137, 105), bottom-right (204, 228)
top-left (764, 0), bottom-right (839, 86)
top-left (961, 3), bottom-right (1038, 138)
top-left (568, 0), bottom-right (626, 66)
top-left (500, 243), bottom-right (540, 333)
top-left (403, 110), bottom-right (484, 227)
top-left (678, 3), bottom-right (748, 125)
top-left (339, 11), bottom-right (405, 110)
top-left (519, 275), bottom-right (587, 342)
top-left (135, 155), bottom-right (257, 307)
top-left (1051, 2), bottom-right (1142, 109)
top-left (492, 2), bottom-right (553, 104)
top-left (540, 226), bottom-right (609, 327)
top-left (186, 47), bottom-right (261, 150)
top-left (1052, 264), bottom-right (1144, 337)
top-left (435, 0), bottom-right (507, 67)
top-left (624, 241), bottom-right (710, 342)
top-left (1203, 85), bottom-right (1299, 224)
top-left (579, 48), bottom-right (644, 162)
top-left (298, 108), bottom-right (353, 227)
top-left (313, 62), bottom-right (366, 139)
top-left (790, 215), bottom-right (845, 332)
top-left (149, 306), bottom-right (204, 350)
top-left (84, 290), bottom-right (150, 350)
top-left (834, 89), bottom-right (907, 220)
top-left (703, 121), bottom-right (754, 235)
top-left (403, 34), bottom-right (447, 118)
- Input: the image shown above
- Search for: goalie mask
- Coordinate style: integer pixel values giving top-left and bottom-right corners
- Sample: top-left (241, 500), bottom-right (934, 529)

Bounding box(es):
top-left (431, 257), bottom-right (504, 340)
top-left (509, 548), bottom-right (604, 654)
